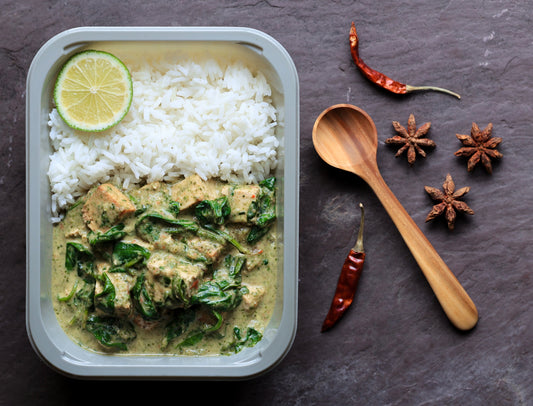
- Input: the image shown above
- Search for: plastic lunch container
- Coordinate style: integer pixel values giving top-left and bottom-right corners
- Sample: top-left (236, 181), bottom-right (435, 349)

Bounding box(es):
top-left (26, 27), bottom-right (299, 379)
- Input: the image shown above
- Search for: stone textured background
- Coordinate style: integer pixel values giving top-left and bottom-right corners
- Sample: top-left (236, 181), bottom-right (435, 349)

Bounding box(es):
top-left (2, 0), bottom-right (532, 404)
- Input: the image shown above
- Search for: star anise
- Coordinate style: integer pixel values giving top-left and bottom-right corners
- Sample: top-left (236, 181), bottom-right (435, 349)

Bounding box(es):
top-left (425, 173), bottom-right (474, 230)
top-left (386, 114), bottom-right (435, 165)
top-left (454, 122), bottom-right (502, 174)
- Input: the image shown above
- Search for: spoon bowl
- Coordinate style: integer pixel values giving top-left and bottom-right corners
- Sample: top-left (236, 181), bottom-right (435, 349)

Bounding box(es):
top-left (312, 104), bottom-right (478, 331)
top-left (313, 105), bottom-right (378, 176)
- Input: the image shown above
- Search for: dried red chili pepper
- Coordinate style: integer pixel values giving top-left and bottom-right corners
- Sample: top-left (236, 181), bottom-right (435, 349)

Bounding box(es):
top-left (349, 22), bottom-right (461, 99)
top-left (321, 203), bottom-right (366, 332)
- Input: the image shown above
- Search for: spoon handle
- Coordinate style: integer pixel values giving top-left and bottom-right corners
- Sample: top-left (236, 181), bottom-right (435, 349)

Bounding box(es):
top-left (365, 169), bottom-right (478, 330)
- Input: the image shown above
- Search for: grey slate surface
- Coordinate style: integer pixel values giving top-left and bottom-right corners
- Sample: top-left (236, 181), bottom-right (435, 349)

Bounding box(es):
top-left (2, 0), bottom-right (532, 404)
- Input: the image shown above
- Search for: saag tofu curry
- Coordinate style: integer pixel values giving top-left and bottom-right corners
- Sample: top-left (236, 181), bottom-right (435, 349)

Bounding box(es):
top-left (52, 175), bottom-right (278, 355)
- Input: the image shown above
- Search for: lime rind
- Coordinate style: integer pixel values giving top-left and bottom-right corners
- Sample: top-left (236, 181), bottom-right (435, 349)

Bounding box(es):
top-left (53, 50), bottom-right (133, 132)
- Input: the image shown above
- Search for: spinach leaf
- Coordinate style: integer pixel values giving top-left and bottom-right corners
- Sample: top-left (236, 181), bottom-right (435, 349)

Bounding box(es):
top-left (67, 198), bottom-right (85, 211)
top-left (192, 280), bottom-right (241, 311)
top-left (136, 213), bottom-right (198, 242)
top-left (161, 308), bottom-right (196, 349)
top-left (65, 242), bottom-right (95, 282)
top-left (134, 206), bottom-right (148, 216)
top-left (70, 281), bottom-right (95, 324)
top-left (172, 277), bottom-right (191, 307)
top-left (111, 241), bottom-right (151, 271)
top-left (203, 310), bottom-right (223, 333)
top-left (131, 272), bottom-right (159, 320)
top-left (165, 308), bottom-right (225, 350)
top-left (195, 196), bottom-right (231, 226)
top-left (168, 201), bottom-right (180, 217)
top-left (176, 331), bottom-right (204, 348)
top-left (223, 327), bottom-right (263, 354)
top-left (94, 273), bottom-right (115, 315)
top-left (86, 314), bottom-right (136, 351)
top-left (88, 224), bottom-right (126, 245)
top-left (163, 219), bottom-right (199, 234)
top-left (192, 255), bottom-right (247, 312)
top-left (225, 254), bottom-right (246, 282)
top-left (247, 225), bottom-right (270, 245)
top-left (246, 177), bottom-right (276, 243)
top-left (194, 195), bottom-right (251, 253)
top-left (57, 280), bottom-right (79, 302)
top-left (259, 176), bottom-right (276, 191)
top-left (199, 224), bottom-right (249, 254)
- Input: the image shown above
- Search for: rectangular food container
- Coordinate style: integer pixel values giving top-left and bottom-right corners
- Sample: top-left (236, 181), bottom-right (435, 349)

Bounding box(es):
top-left (26, 26), bottom-right (299, 379)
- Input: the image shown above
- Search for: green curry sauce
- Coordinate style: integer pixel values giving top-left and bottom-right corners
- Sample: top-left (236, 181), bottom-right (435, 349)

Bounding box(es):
top-left (51, 175), bottom-right (278, 356)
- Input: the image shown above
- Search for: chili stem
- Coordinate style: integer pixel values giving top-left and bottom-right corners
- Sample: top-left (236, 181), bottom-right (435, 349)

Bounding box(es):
top-left (405, 85), bottom-right (461, 99)
top-left (352, 203), bottom-right (364, 252)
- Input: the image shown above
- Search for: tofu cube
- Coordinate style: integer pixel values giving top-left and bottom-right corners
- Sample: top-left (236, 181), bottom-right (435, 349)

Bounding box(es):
top-left (241, 284), bottom-right (265, 310)
top-left (146, 253), bottom-right (204, 302)
top-left (94, 261), bottom-right (133, 317)
top-left (170, 174), bottom-right (212, 211)
top-left (186, 236), bottom-right (226, 264)
top-left (226, 184), bottom-right (260, 223)
top-left (82, 183), bottom-right (135, 232)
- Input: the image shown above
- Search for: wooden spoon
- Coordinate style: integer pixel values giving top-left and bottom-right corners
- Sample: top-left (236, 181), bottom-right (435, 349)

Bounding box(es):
top-left (312, 104), bottom-right (478, 331)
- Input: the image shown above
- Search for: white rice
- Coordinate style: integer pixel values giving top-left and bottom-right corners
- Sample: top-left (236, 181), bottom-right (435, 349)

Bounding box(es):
top-left (48, 57), bottom-right (280, 222)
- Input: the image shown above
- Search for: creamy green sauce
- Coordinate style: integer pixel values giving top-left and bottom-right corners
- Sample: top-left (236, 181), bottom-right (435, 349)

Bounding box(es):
top-left (52, 175), bottom-right (278, 356)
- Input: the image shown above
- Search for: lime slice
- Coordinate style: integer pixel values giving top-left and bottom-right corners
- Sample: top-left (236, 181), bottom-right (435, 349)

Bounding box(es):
top-left (54, 50), bottom-right (133, 132)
